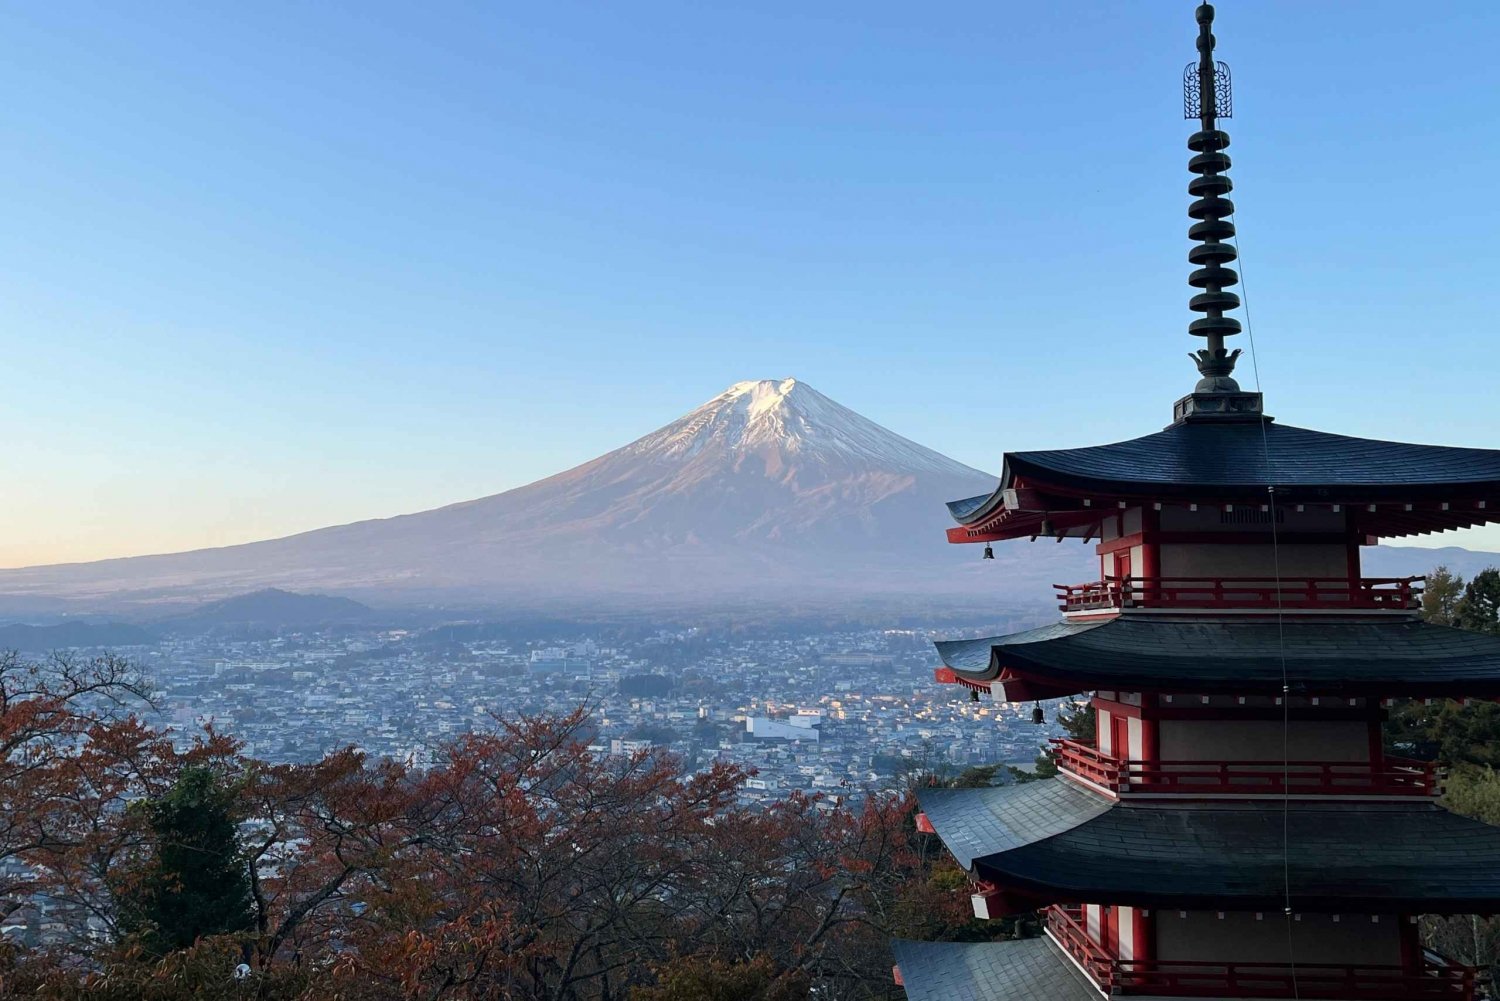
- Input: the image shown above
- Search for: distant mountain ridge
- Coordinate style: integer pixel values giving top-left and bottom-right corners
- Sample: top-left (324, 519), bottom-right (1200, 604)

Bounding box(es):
top-left (0, 378), bottom-right (1494, 617)
top-left (161, 588), bottom-right (376, 630)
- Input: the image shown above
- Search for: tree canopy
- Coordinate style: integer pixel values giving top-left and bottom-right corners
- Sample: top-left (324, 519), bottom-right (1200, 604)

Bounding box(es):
top-left (0, 654), bottom-right (969, 1000)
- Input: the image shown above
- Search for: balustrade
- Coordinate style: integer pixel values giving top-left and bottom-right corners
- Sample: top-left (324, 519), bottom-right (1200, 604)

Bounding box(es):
top-left (1055, 576), bottom-right (1423, 613)
top-left (1050, 739), bottom-right (1440, 797)
top-left (1044, 905), bottom-right (1473, 999)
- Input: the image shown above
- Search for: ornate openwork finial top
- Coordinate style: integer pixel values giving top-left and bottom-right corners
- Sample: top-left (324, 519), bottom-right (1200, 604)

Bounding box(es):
top-left (1185, 4), bottom-right (1232, 128)
top-left (1173, 3), bottom-right (1262, 423)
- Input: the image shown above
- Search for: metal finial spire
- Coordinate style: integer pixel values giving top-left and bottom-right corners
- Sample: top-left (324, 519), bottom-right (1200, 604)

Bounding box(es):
top-left (1183, 3), bottom-right (1243, 395)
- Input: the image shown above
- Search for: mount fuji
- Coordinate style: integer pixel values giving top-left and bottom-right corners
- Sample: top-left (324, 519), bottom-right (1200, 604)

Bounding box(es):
top-left (0, 379), bottom-right (1091, 615)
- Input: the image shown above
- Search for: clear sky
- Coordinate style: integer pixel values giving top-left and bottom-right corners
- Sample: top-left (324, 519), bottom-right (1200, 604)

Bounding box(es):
top-left (3, 1), bottom-right (1498, 567)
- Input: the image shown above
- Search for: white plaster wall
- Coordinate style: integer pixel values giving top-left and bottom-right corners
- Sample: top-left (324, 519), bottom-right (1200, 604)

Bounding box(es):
top-left (1097, 709), bottom-right (1114, 755)
top-left (1157, 720), bottom-right (1369, 763)
top-left (1123, 507), bottom-right (1143, 536)
top-left (1118, 906), bottom-right (1137, 961)
top-left (1127, 716), bottom-right (1144, 760)
top-left (1085, 904), bottom-right (1103, 943)
top-left (1155, 911), bottom-right (1401, 965)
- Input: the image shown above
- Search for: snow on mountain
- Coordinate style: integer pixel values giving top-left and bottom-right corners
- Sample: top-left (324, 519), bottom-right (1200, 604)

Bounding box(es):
top-left (624, 378), bottom-right (978, 477)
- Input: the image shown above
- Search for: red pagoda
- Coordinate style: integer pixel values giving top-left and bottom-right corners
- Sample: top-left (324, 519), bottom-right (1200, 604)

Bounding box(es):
top-left (892, 6), bottom-right (1500, 1000)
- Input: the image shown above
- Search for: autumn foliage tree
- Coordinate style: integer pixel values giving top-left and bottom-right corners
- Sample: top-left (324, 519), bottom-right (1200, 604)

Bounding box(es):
top-left (2, 653), bottom-right (956, 1001)
top-left (0, 651), bottom-right (164, 929)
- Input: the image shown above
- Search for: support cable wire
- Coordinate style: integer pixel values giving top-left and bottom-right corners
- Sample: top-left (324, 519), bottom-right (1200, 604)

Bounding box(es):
top-left (1231, 211), bottom-right (1301, 999)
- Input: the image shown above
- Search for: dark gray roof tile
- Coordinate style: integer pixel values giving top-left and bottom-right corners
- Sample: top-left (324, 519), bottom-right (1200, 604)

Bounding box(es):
top-left (935, 618), bottom-right (1500, 696)
top-left (917, 780), bottom-right (1113, 869)
top-left (929, 786), bottom-right (1500, 912)
top-left (890, 937), bottom-right (1101, 1001)
top-left (998, 421), bottom-right (1500, 503)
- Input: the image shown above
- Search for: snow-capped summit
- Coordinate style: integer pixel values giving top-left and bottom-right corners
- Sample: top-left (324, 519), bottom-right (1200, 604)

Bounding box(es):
top-left (0, 379), bottom-right (1073, 613)
top-left (624, 378), bottom-right (981, 477)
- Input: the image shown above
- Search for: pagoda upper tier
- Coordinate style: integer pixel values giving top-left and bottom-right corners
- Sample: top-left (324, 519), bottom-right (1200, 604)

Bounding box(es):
top-left (950, 419), bottom-right (1500, 543)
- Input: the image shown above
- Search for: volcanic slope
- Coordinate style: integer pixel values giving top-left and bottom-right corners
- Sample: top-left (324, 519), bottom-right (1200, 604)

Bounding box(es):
top-left (0, 379), bottom-right (1086, 613)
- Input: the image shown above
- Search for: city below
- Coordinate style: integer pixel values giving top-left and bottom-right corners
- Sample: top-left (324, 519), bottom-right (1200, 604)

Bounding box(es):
top-left (110, 618), bottom-right (1062, 805)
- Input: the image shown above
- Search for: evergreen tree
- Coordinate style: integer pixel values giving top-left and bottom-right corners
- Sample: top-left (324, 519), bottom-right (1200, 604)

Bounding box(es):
top-left (1421, 565), bottom-right (1465, 626)
top-left (1389, 566), bottom-right (1500, 768)
top-left (1457, 568), bottom-right (1500, 634)
top-left (119, 766), bottom-right (253, 955)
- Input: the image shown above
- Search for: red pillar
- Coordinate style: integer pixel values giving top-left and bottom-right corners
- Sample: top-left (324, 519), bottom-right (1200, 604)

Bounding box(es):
top-left (1141, 506), bottom-right (1161, 602)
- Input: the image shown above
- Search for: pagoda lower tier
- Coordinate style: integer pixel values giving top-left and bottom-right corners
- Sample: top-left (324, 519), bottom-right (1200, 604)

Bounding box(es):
top-left (900, 779), bottom-right (1490, 1000)
top-left (893, 917), bottom-right (1476, 1000)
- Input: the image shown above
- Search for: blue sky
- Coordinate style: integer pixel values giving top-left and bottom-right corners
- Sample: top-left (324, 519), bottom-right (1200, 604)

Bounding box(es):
top-left (2, 1), bottom-right (1498, 565)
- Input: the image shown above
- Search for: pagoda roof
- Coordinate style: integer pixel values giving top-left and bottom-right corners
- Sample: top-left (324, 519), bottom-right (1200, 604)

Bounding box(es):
top-left (914, 780), bottom-right (1112, 870)
top-left (934, 617), bottom-right (1500, 697)
top-left (918, 781), bottom-right (1500, 913)
top-left (949, 420), bottom-right (1500, 540)
top-left (890, 937), bottom-right (1100, 1001)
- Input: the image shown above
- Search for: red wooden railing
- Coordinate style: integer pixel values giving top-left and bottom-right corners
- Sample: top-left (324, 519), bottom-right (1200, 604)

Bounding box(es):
top-left (1055, 576), bottom-right (1423, 613)
top-left (1045, 903), bottom-right (1115, 985)
top-left (1045, 905), bottom-right (1474, 999)
top-left (1051, 739), bottom-right (1440, 797)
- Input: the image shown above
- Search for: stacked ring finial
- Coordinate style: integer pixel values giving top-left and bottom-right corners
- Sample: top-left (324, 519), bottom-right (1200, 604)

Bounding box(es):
top-left (1185, 3), bottom-right (1242, 392)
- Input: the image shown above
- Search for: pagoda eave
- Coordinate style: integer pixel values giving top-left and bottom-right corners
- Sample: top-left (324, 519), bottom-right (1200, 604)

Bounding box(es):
top-left (948, 421), bottom-right (1500, 541)
top-left (919, 782), bottom-right (1500, 916)
top-left (933, 618), bottom-right (1500, 699)
top-left (948, 486), bottom-right (1500, 543)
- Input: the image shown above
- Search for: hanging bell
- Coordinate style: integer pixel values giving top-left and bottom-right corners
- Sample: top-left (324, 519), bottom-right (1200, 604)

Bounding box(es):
top-left (982, 544), bottom-right (995, 560)
top-left (969, 687), bottom-right (980, 703)
top-left (1031, 701), bottom-right (1046, 725)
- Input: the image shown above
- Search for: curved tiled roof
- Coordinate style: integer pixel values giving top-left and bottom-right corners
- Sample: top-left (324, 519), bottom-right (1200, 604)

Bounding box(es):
top-left (915, 780), bottom-right (1112, 870)
top-left (890, 937), bottom-right (1100, 1001)
top-left (934, 617), bottom-right (1500, 697)
top-left (979, 798), bottom-right (1500, 913)
top-left (917, 780), bottom-right (1500, 913)
top-left (951, 420), bottom-right (1500, 528)
top-left (1015, 422), bottom-right (1500, 493)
